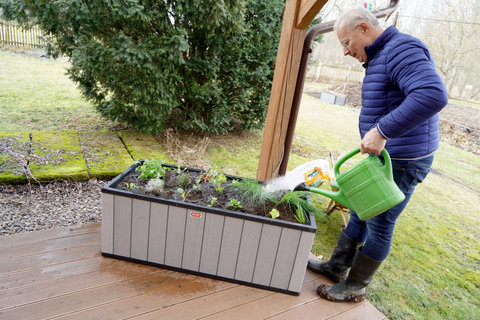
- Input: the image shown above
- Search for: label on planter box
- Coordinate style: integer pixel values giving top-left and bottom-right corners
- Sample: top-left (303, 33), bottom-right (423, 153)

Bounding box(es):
top-left (190, 212), bottom-right (202, 218)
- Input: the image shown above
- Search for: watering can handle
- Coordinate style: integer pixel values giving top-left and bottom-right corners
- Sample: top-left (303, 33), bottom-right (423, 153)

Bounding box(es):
top-left (334, 148), bottom-right (393, 181)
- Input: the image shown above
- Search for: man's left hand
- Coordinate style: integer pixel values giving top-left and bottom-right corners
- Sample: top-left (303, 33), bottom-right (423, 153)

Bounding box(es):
top-left (361, 127), bottom-right (387, 155)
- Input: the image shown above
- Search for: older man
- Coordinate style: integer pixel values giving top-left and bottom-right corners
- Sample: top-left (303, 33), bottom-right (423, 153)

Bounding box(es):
top-left (307, 7), bottom-right (448, 302)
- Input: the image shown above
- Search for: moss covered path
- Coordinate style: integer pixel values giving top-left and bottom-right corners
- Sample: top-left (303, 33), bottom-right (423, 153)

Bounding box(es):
top-left (0, 130), bottom-right (173, 184)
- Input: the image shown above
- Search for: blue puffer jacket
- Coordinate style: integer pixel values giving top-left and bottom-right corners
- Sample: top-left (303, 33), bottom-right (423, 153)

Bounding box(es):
top-left (361, 26), bottom-right (448, 159)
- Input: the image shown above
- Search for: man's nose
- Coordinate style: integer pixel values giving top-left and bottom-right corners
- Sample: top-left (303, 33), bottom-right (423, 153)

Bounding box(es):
top-left (343, 47), bottom-right (351, 56)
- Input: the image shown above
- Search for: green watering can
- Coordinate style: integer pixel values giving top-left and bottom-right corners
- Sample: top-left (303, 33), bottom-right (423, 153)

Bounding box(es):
top-left (294, 148), bottom-right (405, 221)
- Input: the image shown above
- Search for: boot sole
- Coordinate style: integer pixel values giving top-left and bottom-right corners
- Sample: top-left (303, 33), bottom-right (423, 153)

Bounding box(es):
top-left (316, 284), bottom-right (365, 303)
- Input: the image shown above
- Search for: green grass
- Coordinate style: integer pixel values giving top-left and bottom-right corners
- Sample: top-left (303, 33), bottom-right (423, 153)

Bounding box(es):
top-left (1, 50), bottom-right (479, 319)
top-left (0, 50), bottom-right (112, 131)
top-left (449, 98), bottom-right (480, 111)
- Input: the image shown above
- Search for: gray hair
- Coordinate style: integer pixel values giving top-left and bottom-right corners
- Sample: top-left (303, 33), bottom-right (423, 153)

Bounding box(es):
top-left (334, 7), bottom-right (380, 31)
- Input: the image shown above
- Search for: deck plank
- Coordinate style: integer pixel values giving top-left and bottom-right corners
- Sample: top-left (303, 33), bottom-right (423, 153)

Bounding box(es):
top-left (0, 232), bottom-right (100, 259)
top-left (0, 256), bottom-right (120, 291)
top-left (199, 277), bottom-right (325, 320)
top-left (0, 270), bottom-right (196, 320)
top-left (0, 243), bottom-right (100, 274)
top-left (0, 223), bottom-right (386, 320)
top-left (0, 224), bottom-right (100, 247)
top-left (0, 260), bottom-right (165, 310)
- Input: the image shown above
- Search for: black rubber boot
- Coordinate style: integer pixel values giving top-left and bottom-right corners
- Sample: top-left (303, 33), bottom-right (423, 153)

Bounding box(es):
top-left (316, 250), bottom-right (382, 302)
top-left (307, 230), bottom-right (362, 283)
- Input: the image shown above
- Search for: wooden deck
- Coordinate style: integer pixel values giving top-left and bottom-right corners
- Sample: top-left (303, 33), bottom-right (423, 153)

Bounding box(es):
top-left (0, 223), bottom-right (386, 320)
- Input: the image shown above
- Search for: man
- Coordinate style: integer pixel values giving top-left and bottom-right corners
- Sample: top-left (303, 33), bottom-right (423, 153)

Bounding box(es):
top-left (307, 7), bottom-right (448, 302)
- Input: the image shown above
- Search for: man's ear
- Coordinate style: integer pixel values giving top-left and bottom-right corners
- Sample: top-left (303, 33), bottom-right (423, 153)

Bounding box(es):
top-left (358, 22), bottom-right (370, 34)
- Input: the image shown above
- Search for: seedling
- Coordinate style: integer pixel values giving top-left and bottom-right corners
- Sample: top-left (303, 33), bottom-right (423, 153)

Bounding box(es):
top-left (177, 187), bottom-right (191, 201)
top-left (208, 197), bottom-right (218, 207)
top-left (124, 182), bottom-right (137, 191)
top-left (212, 173), bottom-right (227, 193)
top-left (280, 190), bottom-right (320, 224)
top-left (269, 208), bottom-right (280, 219)
top-left (136, 159), bottom-right (166, 181)
top-left (294, 206), bottom-right (306, 224)
top-left (231, 178), bottom-right (275, 207)
top-left (177, 172), bottom-right (192, 189)
top-left (145, 178), bottom-right (164, 194)
top-left (227, 198), bottom-right (243, 210)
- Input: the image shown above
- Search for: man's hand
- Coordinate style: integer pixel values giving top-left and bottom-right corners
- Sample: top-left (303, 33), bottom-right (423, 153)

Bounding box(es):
top-left (361, 127), bottom-right (386, 155)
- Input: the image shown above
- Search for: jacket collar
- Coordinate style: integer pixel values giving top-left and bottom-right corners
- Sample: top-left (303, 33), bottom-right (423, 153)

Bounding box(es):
top-left (365, 25), bottom-right (398, 61)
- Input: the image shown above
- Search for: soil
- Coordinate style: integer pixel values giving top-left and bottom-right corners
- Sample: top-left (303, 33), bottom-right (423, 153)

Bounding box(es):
top-left (306, 81), bottom-right (480, 155)
top-left (116, 166), bottom-right (304, 224)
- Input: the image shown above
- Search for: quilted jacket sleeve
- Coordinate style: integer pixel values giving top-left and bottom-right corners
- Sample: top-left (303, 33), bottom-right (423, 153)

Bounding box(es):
top-left (376, 41), bottom-right (448, 139)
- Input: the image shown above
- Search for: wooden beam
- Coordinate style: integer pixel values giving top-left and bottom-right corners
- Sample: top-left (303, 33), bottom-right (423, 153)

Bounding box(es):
top-left (257, 0), bottom-right (302, 180)
top-left (256, 0), bottom-right (325, 181)
top-left (297, 0), bottom-right (328, 29)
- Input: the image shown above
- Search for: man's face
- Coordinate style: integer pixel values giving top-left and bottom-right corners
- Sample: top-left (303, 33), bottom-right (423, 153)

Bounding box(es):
top-left (337, 22), bottom-right (371, 63)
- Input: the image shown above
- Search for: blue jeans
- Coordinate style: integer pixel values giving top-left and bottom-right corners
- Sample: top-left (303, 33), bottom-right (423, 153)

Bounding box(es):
top-left (344, 155), bottom-right (434, 261)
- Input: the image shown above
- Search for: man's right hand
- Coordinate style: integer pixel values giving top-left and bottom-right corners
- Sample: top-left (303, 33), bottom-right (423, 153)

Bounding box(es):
top-left (361, 127), bottom-right (386, 155)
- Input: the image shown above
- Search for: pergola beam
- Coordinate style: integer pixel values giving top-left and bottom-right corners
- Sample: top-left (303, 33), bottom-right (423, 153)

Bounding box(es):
top-left (256, 0), bottom-right (327, 181)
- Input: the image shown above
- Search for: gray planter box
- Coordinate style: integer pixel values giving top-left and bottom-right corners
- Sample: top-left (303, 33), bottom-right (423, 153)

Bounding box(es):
top-left (101, 162), bottom-right (316, 295)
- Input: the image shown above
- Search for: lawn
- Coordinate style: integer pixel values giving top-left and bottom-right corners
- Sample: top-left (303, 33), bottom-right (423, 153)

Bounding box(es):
top-left (1, 50), bottom-right (479, 320)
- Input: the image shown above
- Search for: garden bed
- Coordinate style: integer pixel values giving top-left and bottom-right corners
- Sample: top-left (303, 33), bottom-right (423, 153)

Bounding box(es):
top-left (101, 160), bottom-right (317, 295)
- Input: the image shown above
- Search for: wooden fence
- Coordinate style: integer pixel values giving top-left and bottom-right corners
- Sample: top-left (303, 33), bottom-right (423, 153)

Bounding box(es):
top-left (0, 20), bottom-right (49, 48)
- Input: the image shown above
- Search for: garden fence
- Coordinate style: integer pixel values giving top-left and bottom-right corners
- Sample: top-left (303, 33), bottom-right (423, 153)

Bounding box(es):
top-left (0, 20), bottom-right (50, 48)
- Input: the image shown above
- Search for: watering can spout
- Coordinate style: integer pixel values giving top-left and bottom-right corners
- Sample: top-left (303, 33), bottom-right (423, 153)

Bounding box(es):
top-left (293, 182), bottom-right (310, 192)
top-left (293, 183), bottom-right (351, 209)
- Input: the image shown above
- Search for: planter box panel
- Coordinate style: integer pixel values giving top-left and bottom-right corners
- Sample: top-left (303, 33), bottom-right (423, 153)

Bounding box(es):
top-left (199, 214), bottom-right (225, 275)
top-left (101, 193), bottom-right (114, 254)
top-left (182, 210), bottom-right (206, 271)
top-left (101, 161), bottom-right (317, 295)
top-left (288, 231), bottom-right (315, 293)
top-left (217, 217), bottom-right (244, 279)
top-left (131, 199), bottom-right (150, 261)
top-left (270, 227), bottom-right (302, 290)
top-left (147, 202), bottom-right (168, 264)
top-left (114, 196), bottom-right (133, 257)
top-left (164, 206), bottom-right (187, 268)
top-left (235, 220), bottom-right (262, 283)
top-left (252, 224), bottom-right (282, 286)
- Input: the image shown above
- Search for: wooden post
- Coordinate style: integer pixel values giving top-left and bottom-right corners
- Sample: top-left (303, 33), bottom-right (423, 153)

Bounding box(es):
top-left (256, 0), bottom-right (327, 181)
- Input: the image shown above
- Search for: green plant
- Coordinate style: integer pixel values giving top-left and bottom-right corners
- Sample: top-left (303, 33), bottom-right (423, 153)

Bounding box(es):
top-left (124, 182), bottom-right (137, 191)
top-left (1, 0), bottom-right (285, 134)
top-left (212, 173), bottom-right (227, 193)
top-left (176, 187), bottom-right (191, 201)
top-left (269, 208), bottom-right (280, 219)
top-left (145, 178), bottom-right (164, 194)
top-left (208, 197), bottom-right (218, 207)
top-left (135, 159), bottom-right (166, 181)
top-left (177, 172), bottom-right (192, 189)
top-left (231, 178), bottom-right (275, 207)
top-left (227, 198), bottom-right (243, 210)
top-left (279, 191), bottom-right (320, 224)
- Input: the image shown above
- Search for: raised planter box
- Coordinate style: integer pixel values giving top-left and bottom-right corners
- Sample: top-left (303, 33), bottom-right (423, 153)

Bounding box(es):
top-left (101, 162), bottom-right (316, 295)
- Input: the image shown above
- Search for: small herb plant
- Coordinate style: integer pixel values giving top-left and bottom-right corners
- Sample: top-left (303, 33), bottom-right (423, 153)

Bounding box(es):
top-left (124, 182), bottom-right (137, 191)
top-left (279, 191), bottom-right (320, 224)
top-left (212, 173), bottom-right (227, 193)
top-left (145, 178), bottom-right (164, 194)
top-left (177, 172), bottom-right (192, 189)
top-left (227, 198), bottom-right (243, 210)
top-left (136, 159), bottom-right (166, 181)
top-left (230, 178), bottom-right (275, 208)
top-left (269, 208), bottom-right (280, 219)
top-left (208, 197), bottom-right (218, 207)
top-left (177, 187), bottom-right (191, 201)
